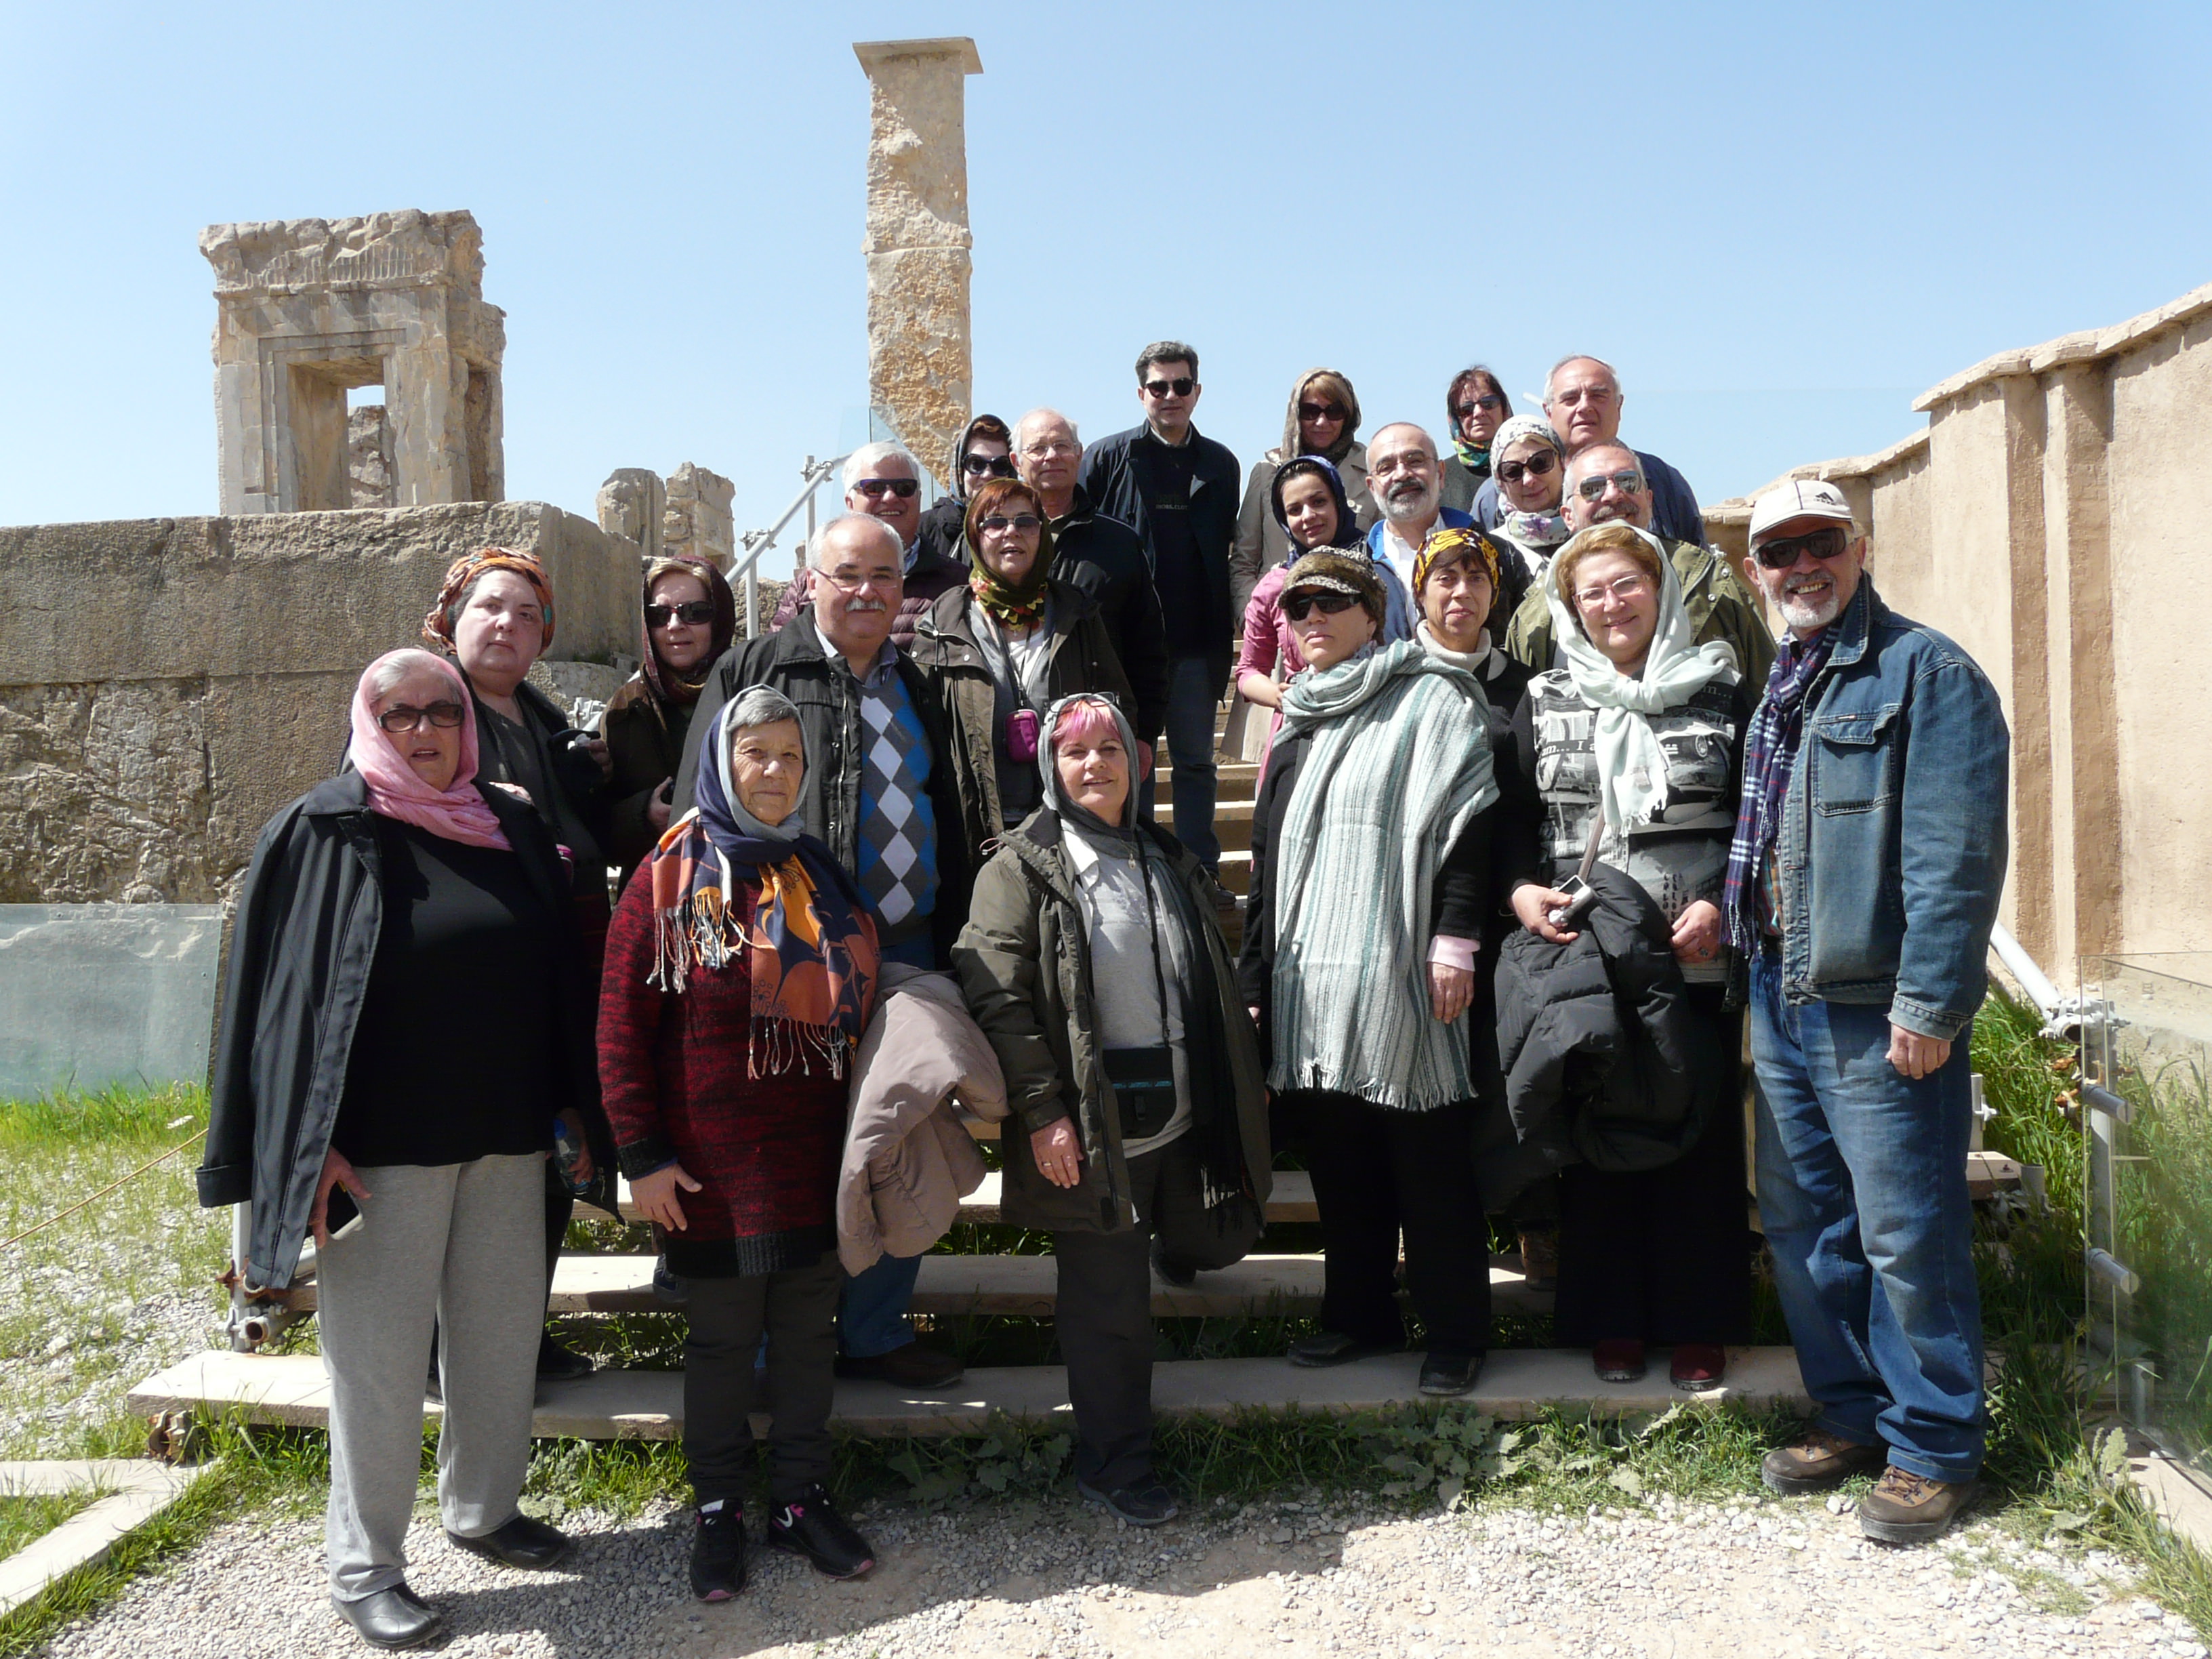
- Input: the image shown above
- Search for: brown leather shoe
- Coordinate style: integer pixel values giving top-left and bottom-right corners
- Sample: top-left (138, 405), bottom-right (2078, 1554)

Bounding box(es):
top-left (1761, 1425), bottom-right (1888, 1494)
top-left (833, 1340), bottom-right (964, 1389)
top-left (1857, 1466), bottom-right (1978, 1544)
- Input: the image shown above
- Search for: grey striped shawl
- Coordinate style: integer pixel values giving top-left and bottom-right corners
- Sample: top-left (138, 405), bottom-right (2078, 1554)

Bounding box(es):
top-left (1268, 640), bottom-right (1498, 1110)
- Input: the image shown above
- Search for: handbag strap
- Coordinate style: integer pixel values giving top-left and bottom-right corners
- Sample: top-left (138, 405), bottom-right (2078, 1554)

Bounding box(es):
top-left (1574, 804), bottom-right (1605, 886)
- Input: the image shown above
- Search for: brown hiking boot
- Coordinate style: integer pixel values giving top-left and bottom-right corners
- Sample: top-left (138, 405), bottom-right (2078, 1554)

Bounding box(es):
top-left (1857, 1466), bottom-right (1978, 1544)
top-left (1760, 1426), bottom-right (1887, 1494)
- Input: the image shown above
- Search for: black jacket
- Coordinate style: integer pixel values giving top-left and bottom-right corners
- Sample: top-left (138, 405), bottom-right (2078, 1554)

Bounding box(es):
top-left (672, 609), bottom-right (975, 960)
top-left (1048, 486), bottom-right (1171, 739)
top-left (1078, 423), bottom-right (1242, 666)
top-left (195, 773), bottom-right (610, 1290)
top-left (1486, 862), bottom-right (1723, 1209)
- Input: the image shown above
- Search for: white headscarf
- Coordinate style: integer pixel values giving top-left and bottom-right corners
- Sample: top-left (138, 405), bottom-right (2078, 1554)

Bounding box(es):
top-left (1546, 524), bottom-right (1739, 832)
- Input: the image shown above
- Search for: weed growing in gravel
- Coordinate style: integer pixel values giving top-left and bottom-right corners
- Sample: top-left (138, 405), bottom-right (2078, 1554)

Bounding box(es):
top-left (0, 1489), bottom-right (97, 1559)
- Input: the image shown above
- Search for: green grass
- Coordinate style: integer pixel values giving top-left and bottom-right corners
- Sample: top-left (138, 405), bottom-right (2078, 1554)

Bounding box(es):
top-left (0, 1490), bottom-right (97, 1560)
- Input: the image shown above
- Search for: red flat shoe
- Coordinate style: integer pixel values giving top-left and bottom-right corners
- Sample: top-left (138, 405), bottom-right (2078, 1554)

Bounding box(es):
top-left (1670, 1343), bottom-right (1727, 1390)
top-left (1591, 1338), bottom-right (1646, 1382)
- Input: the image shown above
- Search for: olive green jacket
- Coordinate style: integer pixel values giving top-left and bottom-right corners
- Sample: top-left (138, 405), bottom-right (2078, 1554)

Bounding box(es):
top-left (951, 810), bottom-right (1271, 1237)
top-left (1504, 535), bottom-right (1776, 688)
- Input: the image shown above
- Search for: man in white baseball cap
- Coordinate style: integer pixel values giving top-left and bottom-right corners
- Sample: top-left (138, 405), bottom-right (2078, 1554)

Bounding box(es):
top-left (1727, 475), bottom-right (2011, 1545)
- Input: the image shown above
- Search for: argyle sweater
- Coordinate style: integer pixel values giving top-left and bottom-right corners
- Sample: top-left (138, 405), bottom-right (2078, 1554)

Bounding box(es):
top-left (596, 865), bottom-right (844, 1277)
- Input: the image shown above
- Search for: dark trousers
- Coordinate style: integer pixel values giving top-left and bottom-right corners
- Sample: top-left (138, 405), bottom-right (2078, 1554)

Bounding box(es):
top-left (682, 1254), bottom-right (842, 1507)
top-left (1053, 1136), bottom-right (1244, 1492)
top-left (1296, 1092), bottom-right (1492, 1357)
top-left (543, 1185), bottom-right (572, 1330)
top-left (1552, 989), bottom-right (1755, 1347)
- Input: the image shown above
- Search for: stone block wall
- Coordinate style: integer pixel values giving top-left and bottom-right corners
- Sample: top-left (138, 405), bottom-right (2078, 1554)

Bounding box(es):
top-left (1706, 281), bottom-right (2212, 973)
top-left (0, 504), bottom-right (642, 905)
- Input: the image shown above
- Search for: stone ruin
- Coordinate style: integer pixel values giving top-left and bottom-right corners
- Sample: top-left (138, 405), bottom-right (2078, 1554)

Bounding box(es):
top-left (595, 462), bottom-right (735, 569)
top-left (201, 209), bottom-right (504, 514)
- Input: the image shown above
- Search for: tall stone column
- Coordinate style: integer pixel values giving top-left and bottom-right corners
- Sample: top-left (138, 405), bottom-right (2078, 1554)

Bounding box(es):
top-left (853, 37), bottom-right (983, 490)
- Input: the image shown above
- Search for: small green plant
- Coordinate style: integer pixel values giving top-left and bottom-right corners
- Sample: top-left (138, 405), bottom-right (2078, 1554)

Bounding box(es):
top-left (882, 1416), bottom-right (1072, 1507)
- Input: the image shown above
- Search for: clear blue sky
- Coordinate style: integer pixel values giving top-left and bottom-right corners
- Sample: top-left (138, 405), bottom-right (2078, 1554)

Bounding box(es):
top-left (5, 1), bottom-right (2209, 544)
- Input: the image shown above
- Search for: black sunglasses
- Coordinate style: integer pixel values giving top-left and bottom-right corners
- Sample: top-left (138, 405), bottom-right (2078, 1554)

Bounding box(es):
top-left (1142, 376), bottom-right (1196, 398)
top-left (962, 454), bottom-right (1017, 478)
top-left (1282, 590), bottom-right (1362, 622)
top-left (1753, 525), bottom-right (1853, 570)
top-left (853, 477), bottom-right (920, 499)
top-left (645, 599), bottom-right (716, 628)
top-left (1496, 452), bottom-right (1559, 485)
top-left (1454, 394), bottom-right (1504, 419)
top-left (1298, 401), bottom-right (1349, 424)
top-left (978, 514), bottom-right (1042, 534)
top-left (375, 700), bottom-right (466, 733)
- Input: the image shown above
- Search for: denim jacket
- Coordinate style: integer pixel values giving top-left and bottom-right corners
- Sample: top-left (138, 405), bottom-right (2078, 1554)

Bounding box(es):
top-left (1771, 578), bottom-right (2009, 1040)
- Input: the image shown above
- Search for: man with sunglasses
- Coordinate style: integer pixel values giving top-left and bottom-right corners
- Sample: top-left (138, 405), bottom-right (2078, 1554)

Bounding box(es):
top-left (1469, 356), bottom-right (1704, 546)
top-left (1727, 479), bottom-right (2009, 1546)
top-left (1078, 342), bottom-right (1242, 903)
top-left (770, 442), bottom-right (970, 650)
top-left (914, 413), bottom-right (1015, 571)
top-left (1503, 442), bottom-right (1772, 686)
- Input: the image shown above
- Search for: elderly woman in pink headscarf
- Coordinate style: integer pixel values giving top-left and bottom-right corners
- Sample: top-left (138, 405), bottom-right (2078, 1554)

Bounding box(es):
top-left (198, 648), bottom-right (602, 1650)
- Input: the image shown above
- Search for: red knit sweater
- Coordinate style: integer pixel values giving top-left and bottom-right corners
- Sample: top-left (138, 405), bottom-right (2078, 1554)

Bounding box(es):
top-left (597, 865), bottom-right (846, 1277)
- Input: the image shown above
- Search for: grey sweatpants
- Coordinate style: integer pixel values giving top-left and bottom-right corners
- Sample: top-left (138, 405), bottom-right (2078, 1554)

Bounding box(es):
top-left (316, 1154), bottom-right (545, 1601)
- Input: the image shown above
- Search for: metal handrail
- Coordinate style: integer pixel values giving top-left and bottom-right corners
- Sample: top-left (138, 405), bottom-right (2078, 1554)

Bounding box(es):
top-left (733, 452), bottom-right (850, 636)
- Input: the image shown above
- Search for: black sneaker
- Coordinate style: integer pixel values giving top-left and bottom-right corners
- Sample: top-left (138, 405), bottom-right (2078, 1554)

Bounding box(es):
top-left (688, 1501), bottom-right (746, 1601)
top-left (765, 1485), bottom-right (875, 1579)
top-left (1078, 1476), bottom-right (1180, 1527)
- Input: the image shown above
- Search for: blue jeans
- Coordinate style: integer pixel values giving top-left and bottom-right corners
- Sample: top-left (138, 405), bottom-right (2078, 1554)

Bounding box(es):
top-left (1146, 653), bottom-right (1223, 872)
top-left (837, 1250), bottom-right (922, 1358)
top-left (1748, 951), bottom-right (1984, 1482)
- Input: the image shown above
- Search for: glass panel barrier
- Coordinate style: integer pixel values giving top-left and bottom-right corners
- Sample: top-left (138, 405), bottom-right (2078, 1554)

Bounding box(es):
top-left (0, 904), bottom-right (224, 1101)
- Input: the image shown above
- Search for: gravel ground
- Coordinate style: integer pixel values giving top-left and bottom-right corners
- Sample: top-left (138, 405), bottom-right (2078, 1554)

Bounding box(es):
top-left (28, 1481), bottom-right (2207, 1658)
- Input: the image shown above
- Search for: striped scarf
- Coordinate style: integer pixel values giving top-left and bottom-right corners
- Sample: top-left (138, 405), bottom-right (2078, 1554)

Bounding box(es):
top-left (1724, 623), bottom-right (1837, 956)
top-left (1269, 640), bottom-right (1498, 1110)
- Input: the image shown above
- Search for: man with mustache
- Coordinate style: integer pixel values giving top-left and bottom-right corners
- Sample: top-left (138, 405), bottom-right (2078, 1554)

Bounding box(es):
top-left (1360, 423), bottom-right (1506, 638)
top-left (1503, 442), bottom-right (1772, 686)
top-left (674, 512), bottom-right (972, 1390)
top-left (1729, 479), bottom-right (2009, 1547)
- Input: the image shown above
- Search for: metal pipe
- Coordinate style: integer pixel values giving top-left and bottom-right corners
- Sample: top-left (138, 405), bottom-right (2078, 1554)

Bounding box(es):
top-left (2087, 1246), bottom-right (2142, 1295)
top-left (1990, 922), bottom-right (2064, 1019)
top-left (2083, 1082), bottom-right (2133, 1124)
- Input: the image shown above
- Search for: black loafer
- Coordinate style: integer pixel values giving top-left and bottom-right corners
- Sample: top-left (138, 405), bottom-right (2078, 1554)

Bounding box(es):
top-left (447, 1512), bottom-right (573, 1570)
top-left (1418, 1351), bottom-right (1485, 1396)
top-left (1289, 1330), bottom-right (1400, 1368)
top-left (1078, 1477), bottom-right (1181, 1527)
top-left (536, 1334), bottom-right (595, 1380)
top-left (332, 1584), bottom-right (443, 1650)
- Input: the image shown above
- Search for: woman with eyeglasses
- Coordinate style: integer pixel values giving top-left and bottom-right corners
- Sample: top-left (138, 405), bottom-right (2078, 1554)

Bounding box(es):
top-left (1233, 455), bottom-right (1367, 774)
top-left (1440, 367), bottom-right (1513, 513)
top-left (1504, 521), bottom-right (1755, 1391)
top-left (910, 476), bottom-right (1139, 870)
top-left (1238, 551), bottom-right (1503, 1398)
top-left (1229, 369), bottom-right (1376, 618)
top-left (199, 649), bottom-right (598, 1649)
top-left (605, 554), bottom-right (738, 893)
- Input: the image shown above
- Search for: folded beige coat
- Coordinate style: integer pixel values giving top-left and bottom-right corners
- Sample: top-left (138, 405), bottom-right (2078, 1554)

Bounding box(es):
top-left (838, 962), bottom-right (1010, 1275)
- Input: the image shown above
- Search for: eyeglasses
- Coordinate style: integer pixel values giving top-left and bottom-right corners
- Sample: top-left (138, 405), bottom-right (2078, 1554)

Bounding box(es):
top-left (1141, 376), bottom-right (1196, 398)
top-left (644, 599), bottom-right (715, 628)
top-left (962, 454), bottom-right (1017, 478)
top-left (1298, 401), bottom-right (1349, 424)
top-left (1453, 394), bottom-right (1504, 419)
top-left (1753, 525), bottom-right (1853, 570)
top-left (1549, 385), bottom-right (1618, 407)
top-left (1573, 469), bottom-right (1646, 502)
top-left (376, 701), bottom-right (466, 733)
top-left (1370, 451), bottom-right (1437, 477)
top-left (1023, 438), bottom-right (1080, 459)
top-left (1572, 574), bottom-right (1652, 610)
top-left (1495, 452), bottom-right (1558, 486)
top-left (1283, 590), bottom-right (1362, 621)
top-left (979, 514), bottom-right (1042, 535)
top-left (853, 477), bottom-right (920, 500)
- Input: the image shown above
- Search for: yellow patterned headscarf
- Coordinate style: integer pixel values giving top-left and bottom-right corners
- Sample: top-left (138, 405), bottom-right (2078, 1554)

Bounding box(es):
top-left (1411, 527), bottom-right (1502, 598)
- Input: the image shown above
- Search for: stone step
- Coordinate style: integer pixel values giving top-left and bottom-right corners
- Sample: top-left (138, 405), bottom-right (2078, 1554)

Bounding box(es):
top-left (614, 1168), bottom-right (1317, 1226)
top-left (128, 1347), bottom-right (1812, 1441)
top-left (1162, 762), bottom-right (1261, 804)
top-left (276, 1249), bottom-right (1549, 1320)
top-left (1154, 798), bottom-right (1254, 853)
top-left (1218, 849), bottom-right (1251, 896)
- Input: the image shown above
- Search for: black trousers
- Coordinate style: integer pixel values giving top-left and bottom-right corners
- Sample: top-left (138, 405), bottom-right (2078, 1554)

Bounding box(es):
top-left (1294, 1092), bottom-right (1492, 1357)
top-left (1052, 1134), bottom-right (1244, 1493)
top-left (682, 1254), bottom-right (842, 1507)
top-left (1552, 989), bottom-right (1755, 1347)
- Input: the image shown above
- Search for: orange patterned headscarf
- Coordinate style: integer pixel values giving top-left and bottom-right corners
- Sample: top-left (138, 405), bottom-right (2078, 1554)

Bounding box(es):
top-left (422, 547), bottom-right (557, 651)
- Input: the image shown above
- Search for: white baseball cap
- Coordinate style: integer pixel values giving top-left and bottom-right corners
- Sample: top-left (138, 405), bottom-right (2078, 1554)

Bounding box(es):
top-left (1748, 478), bottom-right (1856, 546)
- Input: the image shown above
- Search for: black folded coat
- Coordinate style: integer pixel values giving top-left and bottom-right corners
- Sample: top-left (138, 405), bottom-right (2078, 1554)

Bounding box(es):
top-left (1481, 863), bottom-right (1726, 1210)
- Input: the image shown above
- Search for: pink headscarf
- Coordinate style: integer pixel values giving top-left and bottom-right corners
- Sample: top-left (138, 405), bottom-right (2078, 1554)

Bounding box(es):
top-left (346, 650), bottom-right (512, 851)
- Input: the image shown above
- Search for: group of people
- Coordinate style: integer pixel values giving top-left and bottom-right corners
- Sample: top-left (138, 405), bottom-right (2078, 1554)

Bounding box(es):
top-left (197, 340), bottom-right (2012, 1650)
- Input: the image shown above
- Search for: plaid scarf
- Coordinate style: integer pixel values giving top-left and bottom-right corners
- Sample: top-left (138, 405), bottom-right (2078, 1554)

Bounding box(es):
top-left (1724, 623), bottom-right (1837, 956)
top-left (645, 703), bottom-right (880, 1076)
